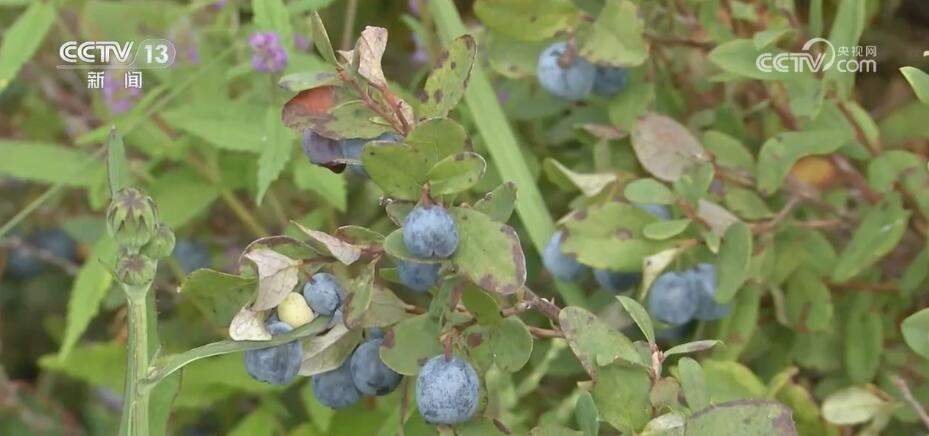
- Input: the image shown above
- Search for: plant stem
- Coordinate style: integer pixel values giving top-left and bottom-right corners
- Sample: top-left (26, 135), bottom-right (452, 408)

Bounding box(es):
top-left (120, 286), bottom-right (152, 436)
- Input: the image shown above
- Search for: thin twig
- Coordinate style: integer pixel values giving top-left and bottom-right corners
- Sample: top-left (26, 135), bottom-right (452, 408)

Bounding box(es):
top-left (892, 375), bottom-right (929, 431)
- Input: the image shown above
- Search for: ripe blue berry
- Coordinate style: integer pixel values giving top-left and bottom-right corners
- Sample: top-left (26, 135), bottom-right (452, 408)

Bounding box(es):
top-left (312, 359), bottom-right (362, 409)
top-left (402, 205), bottom-right (458, 259)
top-left (647, 271), bottom-right (698, 326)
top-left (243, 321), bottom-right (303, 385)
top-left (591, 66), bottom-right (629, 96)
top-left (636, 204), bottom-right (672, 220)
top-left (688, 263), bottom-right (730, 321)
top-left (416, 355), bottom-right (480, 425)
top-left (536, 42), bottom-right (596, 101)
top-left (303, 273), bottom-right (343, 316)
top-left (398, 260), bottom-right (441, 292)
top-left (366, 327), bottom-right (384, 339)
top-left (593, 269), bottom-right (641, 293)
top-left (350, 339), bottom-right (402, 396)
top-left (542, 231), bottom-right (586, 281)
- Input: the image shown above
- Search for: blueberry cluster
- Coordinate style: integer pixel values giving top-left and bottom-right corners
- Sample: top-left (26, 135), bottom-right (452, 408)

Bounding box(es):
top-left (542, 204), bottom-right (670, 293)
top-left (647, 263), bottom-right (730, 326)
top-left (396, 204), bottom-right (458, 293)
top-left (536, 42), bottom-right (629, 101)
top-left (312, 333), bottom-right (402, 409)
top-left (415, 355), bottom-right (480, 425)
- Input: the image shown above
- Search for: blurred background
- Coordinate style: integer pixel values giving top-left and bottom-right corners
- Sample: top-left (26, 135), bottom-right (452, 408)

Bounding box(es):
top-left (2, 0), bottom-right (929, 434)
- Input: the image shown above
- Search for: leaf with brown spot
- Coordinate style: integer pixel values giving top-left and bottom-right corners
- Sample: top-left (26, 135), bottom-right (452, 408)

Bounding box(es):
top-left (379, 314), bottom-right (443, 375)
top-left (419, 35), bottom-right (476, 119)
top-left (684, 399), bottom-right (798, 435)
top-left (450, 207), bottom-right (527, 295)
top-left (631, 113), bottom-right (709, 182)
top-left (426, 151), bottom-right (486, 195)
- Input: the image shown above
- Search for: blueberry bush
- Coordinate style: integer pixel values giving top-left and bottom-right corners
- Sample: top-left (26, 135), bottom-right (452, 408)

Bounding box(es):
top-left (4, 0), bottom-right (929, 435)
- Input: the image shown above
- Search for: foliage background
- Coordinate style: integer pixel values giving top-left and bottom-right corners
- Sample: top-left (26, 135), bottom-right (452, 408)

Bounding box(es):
top-left (2, 0), bottom-right (929, 434)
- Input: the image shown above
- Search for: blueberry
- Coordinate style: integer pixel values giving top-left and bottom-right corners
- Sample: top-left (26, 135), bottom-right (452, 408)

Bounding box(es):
top-left (591, 66), bottom-right (629, 97)
top-left (366, 327), bottom-right (384, 339)
top-left (415, 355), bottom-right (479, 425)
top-left (593, 269), bottom-right (641, 293)
top-left (244, 321), bottom-right (303, 385)
top-left (636, 204), bottom-right (672, 220)
top-left (688, 263), bottom-right (730, 321)
top-left (402, 205), bottom-right (458, 259)
top-left (301, 130), bottom-right (344, 172)
top-left (647, 271), bottom-right (698, 326)
top-left (312, 359), bottom-right (362, 409)
top-left (542, 231), bottom-right (586, 282)
top-left (5, 229), bottom-right (77, 278)
top-left (173, 239), bottom-right (210, 273)
top-left (536, 42), bottom-right (596, 101)
top-left (303, 272), bottom-right (343, 316)
top-left (34, 229), bottom-right (78, 261)
top-left (340, 132), bottom-right (402, 177)
top-left (398, 260), bottom-right (441, 292)
top-left (350, 339), bottom-right (402, 396)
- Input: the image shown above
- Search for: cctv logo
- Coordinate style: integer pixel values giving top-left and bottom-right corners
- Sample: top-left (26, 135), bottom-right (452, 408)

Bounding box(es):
top-left (57, 39), bottom-right (175, 69)
top-left (59, 41), bottom-right (135, 65)
top-left (756, 38), bottom-right (836, 73)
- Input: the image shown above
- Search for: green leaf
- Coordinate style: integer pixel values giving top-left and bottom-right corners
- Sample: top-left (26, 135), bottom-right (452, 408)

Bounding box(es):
top-left (450, 207), bottom-right (527, 294)
top-left (298, 323), bottom-right (362, 376)
top-left (461, 285), bottom-right (503, 325)
top-left (576, 0), bottom-right (648, 67)
top-left (643, 219), bottom-right (691, 240)
top-left (40, 342), bottom-right (126, 392)
top-left (707, 39), bottom-right (792, 81)
top-left (148, 168), bottom-right (220, 228)
top-left (0, 1), bottom-right (55, 93)
top-left (426, 152), bottom-right (486, 195)
top-left (844, 300), bottom-right (883, 383)
top-left (592, 362), bottom-right (653, 433)
top-left (703, 131), bottom-right (755, 176)
top-left (344, 260), bottom-right (376, 329)
top-left (785, 269), bottom-right (833, 332)
top-left (562, 202), bottom-right (673, 271)
top-left (360, 285), bottom-right (414, 328)
top-left (608, 82), bottom-right (655, 130)
top-left (832, 193), bottom-right (909, 282)
top-left (712, 284), bottom-right (761, 361)
top-left (293, 158), bottom-right (347, 211)
top-left (632, 113), bottom-right (710, 182)
top-left (319, 100), bottom-right (394, 139)
top-left (575, 391), bottom-right (600, 436)
top-left (106, 128), bottom-right (130, 197)
top-left (474, 182), bottom-right (517, 223)
top-left (625, 179), bottom-right (674, 205)
top-left (473, 0), bottom-right (578, 42)
top-left (825, 0), bottom-right (866, 100)
top-left (149, 372), bottom-right (181, 436)
top-left (252, 0), bottom-right (292, 40)
top-left (278, 70), bottom-right (340, 92)
top-left (309, 11), bottom-right (338, 65)
top-left (702, 360), bottom-right (766, 402)
top-left (379, 314), bottom-right (443, 375)
top-left (180, 269), bottom-right (257, 328)
top-left (715, 221), bottom-right (752, 303)
top-left (230, 406), bottom-right (279, 436)
top-left (382, 229), bottom-right (441, 264)
top-left (0, 141), bottom-right (104, 187)
top-left (161, 101), bottom-right (266, 152)
top-left (405, 117), bottom-right (469, 166)
top-left (490, 316), bottom-right (533, 372)
top-left (756, 130), bottom-right (851, 195)
top-left (419, 35), bottom-right (477, 119)
top-left (677, 357), bottom-right (709, 411)
top-left (362, 141), bottom-right (431, 200)
top-left (617, 295), bottom-right (655, 344)
top-left (724, 189), bottom-right (773, 220)
top-left (902, 308), bottom-right (929, 360)
top-left (665, 340), bottom-right (721, 357)
top-left (292, 222), bottom-right (362, 265)
top-left (59, 240), bottom-right (116, 359)
top-left (256, 107), bottom-right (295, 204)
top-left (822, 386), bottom-right (891, 425)
top-left (684, 400), bottom-right (797, 435)
top-left (559, 306), bottom-right (644, 377)
top-left (901, 67), bottom-right (929, 105)
top-left (486, 36), bottom-right (548, 79)
top-left (543, 159), bottom-right (619, 197)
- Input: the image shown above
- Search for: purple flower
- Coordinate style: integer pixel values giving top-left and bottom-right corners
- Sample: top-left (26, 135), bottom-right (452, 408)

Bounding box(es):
top-left (210, 0), bottom-right (228, 10)
top-left (411, 34), bottom-right (428, 64)
top-left (249, 32), bottom-right (287, 73)
top-left (294, 34), bottom-right (311, 52)
top-left (102, 71), bottom-right (141, 114)
top-left (408, 0), bottom-right (420, 16)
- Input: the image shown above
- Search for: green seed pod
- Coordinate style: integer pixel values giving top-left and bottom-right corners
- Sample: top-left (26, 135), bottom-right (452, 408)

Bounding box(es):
top-left (116, 252), bottom-right (157, 286)
top-left (106, 188), bottom-right (159, 250)
top-left (141, 223), bottom-right (176, 259)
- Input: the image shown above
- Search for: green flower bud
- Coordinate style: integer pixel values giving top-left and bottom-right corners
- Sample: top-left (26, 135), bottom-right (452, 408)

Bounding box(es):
top-left (116, 252), bottom-right (157, 286)
top-left (107, 188), bottom-right (159, 250)
top-left (141, 223), bottom-right (176, 259)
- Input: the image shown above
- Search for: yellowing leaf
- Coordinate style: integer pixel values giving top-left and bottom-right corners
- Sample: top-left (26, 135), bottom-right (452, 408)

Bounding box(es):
top-left (244, 248), bottom-right (301, 311)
